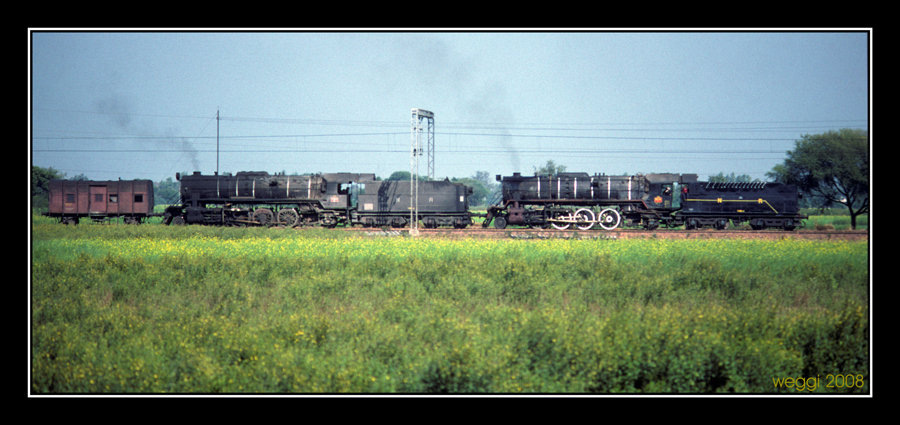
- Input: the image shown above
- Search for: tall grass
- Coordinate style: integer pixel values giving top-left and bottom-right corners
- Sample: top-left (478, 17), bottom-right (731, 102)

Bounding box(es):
top-left (804, 215), bottom-right (868, 231)
top-left (31, 220), bottom-right (869, 394)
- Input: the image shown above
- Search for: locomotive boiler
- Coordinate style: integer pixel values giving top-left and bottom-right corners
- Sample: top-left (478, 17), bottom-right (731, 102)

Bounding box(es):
top-left (164, 171), bottom-right (372, 227)
top-left (484, 172), bottom-right (661, 230)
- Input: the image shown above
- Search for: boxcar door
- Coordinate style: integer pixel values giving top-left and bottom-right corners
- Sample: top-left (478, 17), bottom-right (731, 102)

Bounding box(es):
top-left (89, 185), bottom-right (108, 214)
top-left (60, 181), bottom-right (77, 214)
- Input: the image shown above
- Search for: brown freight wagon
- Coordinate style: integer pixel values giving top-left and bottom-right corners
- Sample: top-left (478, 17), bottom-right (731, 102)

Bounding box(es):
top-left (44, 179), bottom-right (155, 224)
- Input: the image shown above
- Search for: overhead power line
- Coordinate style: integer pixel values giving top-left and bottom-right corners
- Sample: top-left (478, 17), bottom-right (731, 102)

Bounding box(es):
top-left (33, 148), bottom-right (792, 155)
top-left (33, 130), bottom-right (864, 144)
top-left (34, 107), bottom-right (866, 128)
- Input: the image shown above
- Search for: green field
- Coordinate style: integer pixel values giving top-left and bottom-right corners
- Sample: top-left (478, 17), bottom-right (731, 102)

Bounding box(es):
top-left (30, 217), bottom-right (870, 394)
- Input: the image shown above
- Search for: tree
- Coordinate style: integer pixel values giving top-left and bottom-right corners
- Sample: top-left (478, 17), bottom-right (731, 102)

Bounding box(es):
top-left (155, 177), bottom-right (181, 205)
top-left (451, 171), bottom-right (499, 207)
top-left (767, 129), bottom-right (869, 229)
top-left (386, 171), bottom-right (427, 181)
top-left (473, 171), bottom-right (494, 188)
top-left (709, 172), bottom-right (757, 183)
top-left (386, 171), bottom-right (411, 181)
top-left (473, 170), bottom-right (500, 205)
top-left (31, 166), bottom-right (64, 210)
top-left (533, 160), bottom-right (566, 176)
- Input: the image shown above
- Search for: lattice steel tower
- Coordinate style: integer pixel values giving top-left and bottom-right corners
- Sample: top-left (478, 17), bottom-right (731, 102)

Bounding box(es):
top-left (411, 108), bottom-right (435, 179)
top-left (410, 108), bottom-right (434, 235)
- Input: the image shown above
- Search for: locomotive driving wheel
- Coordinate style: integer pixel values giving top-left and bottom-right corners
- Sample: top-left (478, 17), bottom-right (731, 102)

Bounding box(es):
top-left (550, 210), bottom-right (572, 230)
top-left (253, 208), bottom-right (275, 226)
top-left (492, 216), bottom-right (507, 229)
top-left (321, 213), bottom-right (338, 228)
top-left (597, 208), bottom-right (621, 230)
top-left (574, 208), bottom-right (595, 230)
top-left (278, 208), bottom-right (300, 227)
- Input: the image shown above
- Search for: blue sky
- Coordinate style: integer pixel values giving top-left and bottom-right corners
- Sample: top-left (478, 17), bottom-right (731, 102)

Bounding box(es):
top-left (30, 30), bottom-right (870, 183)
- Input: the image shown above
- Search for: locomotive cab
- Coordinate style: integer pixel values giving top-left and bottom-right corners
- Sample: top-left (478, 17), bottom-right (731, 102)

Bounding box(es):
top-left (340, 182), bottom-right (365, 209)
top-left (320, 173), bottom-right (375, 210)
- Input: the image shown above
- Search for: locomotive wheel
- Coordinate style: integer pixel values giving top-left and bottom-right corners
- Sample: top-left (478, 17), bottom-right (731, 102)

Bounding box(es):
top-left (493, 216), bottom-right (507, 229)
top-left (321, 213), bottom-right (338, 228)
top-left (597, 208), bottom-right (621, 230)
top-left (550, 212), bottom-right (571, 230)
top-left (170, 216), bottom-right (186, 226)
top-left (574, 208), bottom-right (595, 231)
top-left (278, 208), bottom-right (300, 227)
top-left (253, 208), bottom-right (275, 226)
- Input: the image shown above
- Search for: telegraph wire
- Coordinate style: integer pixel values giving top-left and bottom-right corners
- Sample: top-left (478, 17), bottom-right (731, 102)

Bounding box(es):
top-left (38, 107), bottom-right (865, 129)
top-left (33, 148), bottom-right (793, 155)
top-left (32, 130), bottom-right (865, 144)
top-left (33, 107), bottom-right (866, 135)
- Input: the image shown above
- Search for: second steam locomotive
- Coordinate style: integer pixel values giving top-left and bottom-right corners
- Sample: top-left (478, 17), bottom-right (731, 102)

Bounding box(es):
top-left (485, 172), bottom-right (806, 231)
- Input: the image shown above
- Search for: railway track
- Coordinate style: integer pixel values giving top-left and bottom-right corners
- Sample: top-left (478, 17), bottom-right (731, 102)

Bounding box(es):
top-left (338, 227), bottom-right (869, 241)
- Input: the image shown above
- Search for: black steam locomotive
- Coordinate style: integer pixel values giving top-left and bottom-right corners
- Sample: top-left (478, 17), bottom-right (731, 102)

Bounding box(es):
top-left (163, 171), bottom-right (472, 228)
top-left (485, 172), bottom-right (806, 231)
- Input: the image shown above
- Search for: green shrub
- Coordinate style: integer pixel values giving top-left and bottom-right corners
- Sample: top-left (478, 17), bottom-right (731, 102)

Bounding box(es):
top-left (31, 222), bottom-right (869, 394)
